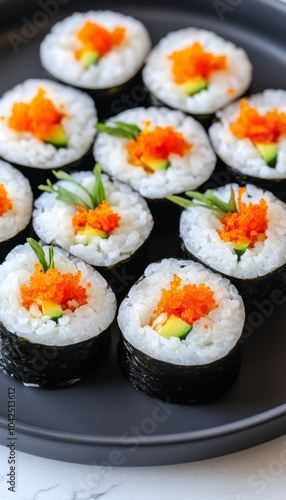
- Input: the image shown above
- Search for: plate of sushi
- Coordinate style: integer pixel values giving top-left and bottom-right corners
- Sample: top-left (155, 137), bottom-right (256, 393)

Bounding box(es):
top-left (0, 0), bottom-right (286, 466)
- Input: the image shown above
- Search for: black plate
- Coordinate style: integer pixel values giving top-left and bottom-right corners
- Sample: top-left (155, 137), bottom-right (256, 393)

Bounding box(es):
top-left (0, 0), bottom-right (286, 466)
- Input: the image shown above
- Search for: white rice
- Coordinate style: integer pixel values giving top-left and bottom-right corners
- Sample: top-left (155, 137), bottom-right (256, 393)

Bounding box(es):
top-left (180, 183), bottom-right (286, 279)
top-left (0, 160), bottom-right (33, 242)
top-left (94, 107), bottom-right (216, 199)
top-left (142, 27), bottom-right (252, 115)
top-left (118, 258), bottom-right (245, 366)
top-left (0, 79), bottom-right (97, 168)
top-left (209, 89), bottom-right (286, 179)
top-left (0, 243), bottom-right (117, 346)
top-left (33, 171), bottom-right (154, 267)
top-left (40, 10), bottom-right (151, 89)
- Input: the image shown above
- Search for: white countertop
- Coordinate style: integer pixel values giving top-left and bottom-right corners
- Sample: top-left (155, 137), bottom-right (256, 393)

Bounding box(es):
top-left (1, 435), bottom-right (286, 500)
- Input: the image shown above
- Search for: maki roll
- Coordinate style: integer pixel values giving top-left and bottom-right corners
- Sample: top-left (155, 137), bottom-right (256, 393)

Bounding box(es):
top-left (142, 28), bottom-right (252, 117)
top-left (209, 90), bottom-right (286, 197)
top-left (94, 107), bottom-right (216, 199)
top-left (0, 79), bottom-right (97, 175)
top-left (0, 240), bottom-right (116, 388)
top-left (32, 164), bottom-right (154, 269)
top-left (40, 11), bottom-right (151, 92)
top-left (118, 258), bottom-right (245, 403)
top-left (0, 160), bottom-right (33, 254)
top-left (170, 184), bottom-right (286, 302)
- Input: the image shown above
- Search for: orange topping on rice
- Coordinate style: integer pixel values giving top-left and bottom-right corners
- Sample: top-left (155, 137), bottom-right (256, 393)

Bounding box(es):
top-left (218, 187), bottom-right (268, 248)
top-left (230, 99), bottom-right (286, 144)
top-left (0, 184), bottom-right (13, 216)
top-left (127, 123), bottom-right (192, 169)
top-left (21, 264), bottom-right (89, 312)
top-left (72, 200), bottom-right (121, 233)
top-left (154, 274), bottom-right (217, 325)
top-left (75, 21), bottom-right (126, 59)
top-left (8, 88), bottom-right (65, 140)
top-left (168, 42), bottom-right (227, 84)
top-left (228, 87), bottom-right (235, 94)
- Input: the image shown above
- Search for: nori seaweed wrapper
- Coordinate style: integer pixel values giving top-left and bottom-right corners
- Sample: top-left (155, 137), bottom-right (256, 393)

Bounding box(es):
top-left (0, 323), bottom-right (111, 389)
top-left (118, 336), bottom-right (242, 404)
top-left (224, 164), bottom-right (286, 203)
top-left (180, 239), bottom-right (286, 308)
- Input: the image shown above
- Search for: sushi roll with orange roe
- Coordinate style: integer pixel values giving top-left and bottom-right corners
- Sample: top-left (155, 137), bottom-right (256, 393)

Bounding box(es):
top-left (169, 183), bottom-right (286, 302)
top-left (0, 79), bottom-right (97, 190)
top-left (209, 90), bottom-right (286, 197)
top-left (94, 107), bottom-right (216, 199)
top-left (0, 240), bottom-right (116, 388)
top-left (40, 11), bottom-right (151, 93)
top-left (118, 258), bottom-right (245, 403)
top-left (142, 28), bottom-right (252, 117)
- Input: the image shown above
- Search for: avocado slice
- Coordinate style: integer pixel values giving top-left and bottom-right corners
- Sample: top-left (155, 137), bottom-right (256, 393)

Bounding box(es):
top-left (42, 300), bottom-right (63, 320)
top-left (141, 156), bottom-right (170, 172)
top-left (234, 242), bottom-right (250, 260)
top-left (83, 226), bottom-right (109, 239)
top-left (44, 124), bottom-right (68, 148)
top-left (179, 76), bottom-right (208, 96)
top-left (158, 314), bottom-right (192, 340)
top-left (254, 142), bottom-right (277, 168)
top-left (81, 50), bottom-right (100, 69)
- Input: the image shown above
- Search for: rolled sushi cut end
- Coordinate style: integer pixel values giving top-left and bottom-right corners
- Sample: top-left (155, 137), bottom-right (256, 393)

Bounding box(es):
top-left (117, 258), bottom-right (245, 403)
top-left (0, 242), bottom-right (117, 388)
top-left (0, 159), bottom-right (33, 244)
top-left (142, 27), bottom-right (252, 115)
top-left (0, 79), bottom-right (97, 169)
top-left (33, 168), bottom-right (154, 268)
top-left (94, 106), bottom-right (216, 199)
top-left (178, 183), bottom-right (286, 302)
top-left (39, 10), bottom-right (151, 90)
top-left (209, 90), bottom-right (286, 185)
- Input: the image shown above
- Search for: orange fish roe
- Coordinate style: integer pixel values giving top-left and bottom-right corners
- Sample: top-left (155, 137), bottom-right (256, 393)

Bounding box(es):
top-left (0, 184), bottom-right (13, 216)
top-left (218, 187), bottom-right (268, 248)
top-left (8, 88), bottom-right (64, 141)
top-left (230, 99), bottom-right (286, 144)
top-left (228, 87), bottom-right (235, 95)
top-left (154, 274), bottom-right (217, 325)
top-left (72, 200), bottom-right (121, 233)
top-left (168, 42), bottom-right (227, 85)
top-left (127, 123), bottom-right (192, 168)
top-left (75, 21), bottom-right (126, 60)
top-left (21, 264), bottom-right (89, 312)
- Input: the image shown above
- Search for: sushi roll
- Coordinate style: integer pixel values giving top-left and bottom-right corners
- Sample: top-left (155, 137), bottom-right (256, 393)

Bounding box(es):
top-left (94, 107), bottom-right (216, 199)
top-left (0, 160), bottom-right (33, 256)
top-left (32, 164), bottom-right (154, 269)
top-left (142, 28), bottom-right (252, 117)
top-left (118, 258), bottom-right (245, 403)
top-left (0, 79), bottom-right (97, 188)
top-left (209, 90), bottom-right (286, 197)
top-left (0, 240), bottom-right (116, 388)
top-left (169, 183), bottom-right (286, 302)
top-left (40, 11), bottom-right (151, 92)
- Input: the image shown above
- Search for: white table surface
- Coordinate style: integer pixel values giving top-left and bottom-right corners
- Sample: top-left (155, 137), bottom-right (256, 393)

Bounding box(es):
top-left (1, 0), bottom-right (286, 499)
top-left (1, 435), bottom-right (286, 500)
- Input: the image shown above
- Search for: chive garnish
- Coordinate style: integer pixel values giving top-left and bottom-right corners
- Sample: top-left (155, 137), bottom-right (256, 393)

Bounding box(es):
top-left (168, 185), bottom-right (238, 215)
top-left (38, 163), bottom-right (106, 210)
top-left (95, 121), bottom-right (141, 140)
top-left (27, 238), bottom-right (54, 273)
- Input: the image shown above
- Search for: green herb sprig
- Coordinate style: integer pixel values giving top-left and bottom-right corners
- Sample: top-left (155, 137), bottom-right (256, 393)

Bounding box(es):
top-left (168, 186), bottom-right (238, 215)
top-left (27, 238), bottom-right (54, 273)
top-left (95, 121), bottom-right (141, 140)
top-left (38, 163), bottom-right (106, 210)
